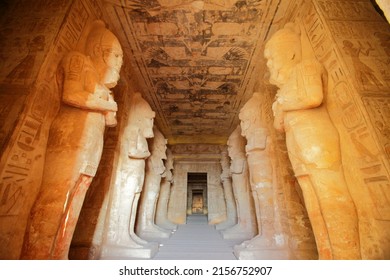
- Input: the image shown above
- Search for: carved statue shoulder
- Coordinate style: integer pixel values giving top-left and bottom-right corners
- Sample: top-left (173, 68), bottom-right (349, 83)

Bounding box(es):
top-left (298, 59), bottom-right (324, 86)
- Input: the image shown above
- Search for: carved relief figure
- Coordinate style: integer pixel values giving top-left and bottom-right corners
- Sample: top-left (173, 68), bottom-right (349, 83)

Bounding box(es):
top-left (221, 125), bottom-right (257, 240)
top-left (101, 92), bottom-right (158, 259)
top-left (5, 35), bottom-right (45, 84)
top-left (342, 40), bottom-right (384, 90)
top-left (136, 127), bottom-right (172, 240)
top-left (264, 22), bottom-right (361, 259)
top-left (155, 148), bottom-right (178, 231)
top-left (21, 21), bottom-right (123, 259)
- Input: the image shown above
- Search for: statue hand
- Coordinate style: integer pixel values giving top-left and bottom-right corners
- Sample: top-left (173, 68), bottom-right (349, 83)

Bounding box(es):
top-left (106, 100), bottom-right (118, 112)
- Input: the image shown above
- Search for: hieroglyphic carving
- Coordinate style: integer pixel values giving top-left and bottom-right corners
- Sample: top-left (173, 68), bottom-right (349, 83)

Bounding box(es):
top-left (265, 21), bottom-right (361, 259)
top-left (172, 144), bottom-right (221, 155)
top-left (0, 1), bottom-right (70, 85)
top-left (361, 96), bottom-right (390, 220)
top-left (303, 0), bottom-right (390, 258)
top-left (56, 0), bottom-right (90, 52)
top-left (317, 0), bottom-right (379, 21)
top-left (0, 80), bottom-right (57, 217)
top-left (0, 0), bottom-right (120, 260)
top-left (104, 0), bottom-right (278, 142)
top-left (315, 1), bottom-right (389, 92)
top-left (307, 2), bottom-right (390, 215)
top-left (362, 97), bottom-right (390, 158)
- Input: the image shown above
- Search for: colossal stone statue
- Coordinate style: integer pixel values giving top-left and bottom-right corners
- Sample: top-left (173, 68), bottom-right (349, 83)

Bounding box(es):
top-left (21, 21), bottom-right (123, 259)
top-left (155, 148), bottom-right (178, 231)
top-left (215, 146), bottom-right (237, 230)
top-left (136, 127), bottom-right (172, 240)
top-left (264, 22), bottom-right (361, 259)
top-left (100, 92), bottom-right (158, 259)
top-left (220, 126), bottom-right (257, 240)
top-left (234, 92), bottom-right (289, 259)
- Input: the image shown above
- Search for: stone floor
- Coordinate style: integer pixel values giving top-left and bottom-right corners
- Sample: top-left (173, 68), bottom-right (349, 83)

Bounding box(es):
top-left (153, 214), bottom-right (246, 260)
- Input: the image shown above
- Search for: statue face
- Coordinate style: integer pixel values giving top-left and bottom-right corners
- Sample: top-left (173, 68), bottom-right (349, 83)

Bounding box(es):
top-left (227, 139), bottom-right (239, 159)
top-left (265, 43), bottom-right (299, 87)
top-left (142, 117), bottom-right (154, 138)
top-left (239, 117), bottom-right (250, 137)
top-left (156, 140), bottom-right (167, 160)
top-left (102, 45), bottom-right (123, 88)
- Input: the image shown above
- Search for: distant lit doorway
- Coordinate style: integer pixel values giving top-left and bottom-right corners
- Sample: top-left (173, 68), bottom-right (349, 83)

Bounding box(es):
top-left (187, 172), bottom-right (207, 215)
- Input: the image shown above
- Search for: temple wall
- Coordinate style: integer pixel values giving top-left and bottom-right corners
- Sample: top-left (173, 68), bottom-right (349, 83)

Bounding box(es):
top-left (0, 0), bottom-right (113, 259)
top-left (308, 0), bottom-right (390, 259)
top-left (0, 0), bottom-right (388, 260)
top-left (261, 0), bottom-right (390, 259)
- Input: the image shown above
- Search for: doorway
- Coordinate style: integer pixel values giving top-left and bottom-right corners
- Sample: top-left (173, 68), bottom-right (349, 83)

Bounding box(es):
top-left (187, 172), bottom-right (207, 215)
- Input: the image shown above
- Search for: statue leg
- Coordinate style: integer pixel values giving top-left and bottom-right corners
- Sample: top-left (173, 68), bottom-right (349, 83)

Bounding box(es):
top-left (21, 171), bottom-right (88, 259)
top-left (251, 189), bottom-right (262, 235)
top-left (100, 171), bottom-right (159, 259)
top-left (137, 190), bottom-right (171, 239)
top-left (296, 175), bottom-right (332, 259)
top-left (221, 181), bottom-right (257, 240)
top-left (129, 192), bottom-right (148, 245)
top-left (243, 182), bottom-right (274, 248)
top-left (152, 192), bottom-right (172, 233)
top-left (309, 169), bottom-right (361, 259)
top-left (51, 175), bottom-right (93, 259)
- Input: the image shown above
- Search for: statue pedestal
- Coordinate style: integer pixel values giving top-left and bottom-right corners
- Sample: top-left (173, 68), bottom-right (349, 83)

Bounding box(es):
top-left (138, 225), bottom-right (172, 240)
top-left (100, 242), bottom-right (159, 259)
top-left (157, 220), bottom-right (178, 231)
top-left (215, 219), bottom-right (236, 231)
top-left (233, 234), bottom-right (291, 260)
top-left (234, 246), bottom-right (291, 260)
top-left (220, 223), bottom-right (256, 240)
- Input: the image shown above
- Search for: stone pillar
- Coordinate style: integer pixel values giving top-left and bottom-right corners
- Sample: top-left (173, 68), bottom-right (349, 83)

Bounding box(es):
top-left (215, 147), bottom-right (237, 230)
top-left (207, 164), bottom-right (227, 224)
top-left (21, 21), bottom-right (123, 260)
top-left (100, 92), bottom-right (158, 259)
top-left (136, 127), bottom-right (172, 240)
top-left (234, 92), bottom-right (291, 259)
top-left (155, 148), bottom-right (177, 231)
top-left (221, 126), bottom-right (257, 240)
top-left (264, 22), bottom-right (361, 259)
top-left (168, 163), bottom-right (187, 224)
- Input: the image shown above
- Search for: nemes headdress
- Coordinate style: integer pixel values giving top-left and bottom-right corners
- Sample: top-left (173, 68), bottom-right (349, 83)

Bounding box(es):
top-left (239, 92), bottom-right (262, 120)
top-left (130, 92), bottom-right (156, 120)
top-left (265, 22), bottom-right (301, 50)
top-left (85, 20), bottom-right (121, 56)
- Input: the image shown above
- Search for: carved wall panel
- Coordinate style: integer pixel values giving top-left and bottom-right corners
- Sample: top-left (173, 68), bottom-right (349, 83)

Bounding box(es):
top-left (286, 0), bottom-right (390, 259)
top-left (0, 0), bottom-right (111, 259)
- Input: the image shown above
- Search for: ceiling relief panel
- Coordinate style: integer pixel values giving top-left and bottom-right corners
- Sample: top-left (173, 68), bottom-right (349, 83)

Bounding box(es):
top-left (104, 0), bottom-right (277, 144)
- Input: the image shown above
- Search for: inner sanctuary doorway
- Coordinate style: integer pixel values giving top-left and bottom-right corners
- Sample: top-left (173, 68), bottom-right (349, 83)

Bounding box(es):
top-left (187, 172), bottom-right (208, 215)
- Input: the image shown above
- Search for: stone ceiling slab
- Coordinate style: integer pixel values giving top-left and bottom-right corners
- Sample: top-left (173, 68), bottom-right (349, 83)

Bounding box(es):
top-left (103, 0), bottom-right (280, 144)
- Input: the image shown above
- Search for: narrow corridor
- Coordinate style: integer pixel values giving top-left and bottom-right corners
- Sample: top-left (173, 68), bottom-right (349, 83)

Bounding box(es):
top-left (153, 215), bottom-right (245, 260)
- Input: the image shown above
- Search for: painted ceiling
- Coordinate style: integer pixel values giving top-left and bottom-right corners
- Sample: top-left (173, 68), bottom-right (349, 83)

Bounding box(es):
top-left (103, 0), bottom-right (280, 144)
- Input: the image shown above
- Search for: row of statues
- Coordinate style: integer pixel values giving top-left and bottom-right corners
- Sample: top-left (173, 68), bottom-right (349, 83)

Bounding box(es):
top-left (217, 22), bottom-right (360, 259)
top-left (19, 19), bottom-right (362, 260)
top-left (20, 21), bottom-right (176, 260)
